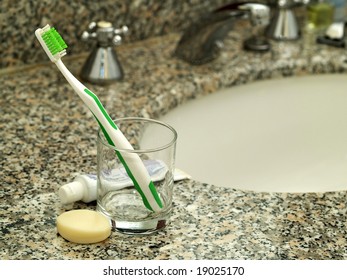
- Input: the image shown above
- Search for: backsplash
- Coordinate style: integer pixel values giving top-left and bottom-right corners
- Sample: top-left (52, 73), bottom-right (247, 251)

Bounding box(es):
top-left (0, 0), bottom-right (231, 69)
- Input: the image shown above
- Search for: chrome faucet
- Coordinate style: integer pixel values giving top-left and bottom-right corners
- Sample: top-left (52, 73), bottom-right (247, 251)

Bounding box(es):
top-left (174, 2), bottom-right (271, 65)
top-left (266, 0), bottom-right (302, 40)
top-left (80, 21), bottom-right (128, 85)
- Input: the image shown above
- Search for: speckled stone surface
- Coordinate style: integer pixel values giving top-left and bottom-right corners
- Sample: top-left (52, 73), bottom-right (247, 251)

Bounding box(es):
top-left (1, 30), bottom-right (347, 259)
top-left (0, 0), bottom-right (230, 68)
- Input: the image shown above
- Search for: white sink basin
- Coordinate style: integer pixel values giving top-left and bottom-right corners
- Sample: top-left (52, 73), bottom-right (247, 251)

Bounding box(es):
top-left (160, 74), bottom-right (347, 192)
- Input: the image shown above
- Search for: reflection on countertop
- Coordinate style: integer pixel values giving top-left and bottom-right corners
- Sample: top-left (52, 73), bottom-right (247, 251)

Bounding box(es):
top-left (1, 32), bottom-right (347, 260)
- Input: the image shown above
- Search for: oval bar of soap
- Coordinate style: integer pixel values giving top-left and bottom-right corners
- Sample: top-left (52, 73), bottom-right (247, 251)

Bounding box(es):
top-left (57, 210), bottom-right (111, 244)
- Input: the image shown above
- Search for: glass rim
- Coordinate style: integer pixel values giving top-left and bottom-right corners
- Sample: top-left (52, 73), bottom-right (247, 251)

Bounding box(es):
top-left (97, 117), bottom-right (178, 153)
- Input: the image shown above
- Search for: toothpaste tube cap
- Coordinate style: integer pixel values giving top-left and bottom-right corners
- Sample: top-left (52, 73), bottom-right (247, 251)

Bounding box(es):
top-left (59, 181), bottom-right (84, 204)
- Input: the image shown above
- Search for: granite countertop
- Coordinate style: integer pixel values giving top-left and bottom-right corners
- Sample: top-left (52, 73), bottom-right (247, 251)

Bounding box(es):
top-left (1, 30), bottom-right (347, 260)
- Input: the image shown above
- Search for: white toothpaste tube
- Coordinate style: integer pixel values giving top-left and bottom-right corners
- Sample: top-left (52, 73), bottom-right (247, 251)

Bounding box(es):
top-left (58, 160), bottom-right (191, 204)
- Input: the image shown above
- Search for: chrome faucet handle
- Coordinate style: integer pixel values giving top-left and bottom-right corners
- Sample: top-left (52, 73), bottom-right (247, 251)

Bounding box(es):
top-left (113, 25), bottom-right (129, 45)
top-left (80, 21), bottom-right (126, 84)
top-left (81, 22), bottom-right (97, 40)
top-left (81, 21), bottom-right (128, 47)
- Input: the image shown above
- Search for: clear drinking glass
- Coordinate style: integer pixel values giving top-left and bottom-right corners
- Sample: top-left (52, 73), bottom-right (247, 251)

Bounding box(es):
top-left (96, 117), bottom-right (177, 234)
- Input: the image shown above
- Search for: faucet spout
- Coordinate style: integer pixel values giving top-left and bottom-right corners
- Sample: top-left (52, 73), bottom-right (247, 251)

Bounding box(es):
top-left (174, 2), bottom-right (270, 65)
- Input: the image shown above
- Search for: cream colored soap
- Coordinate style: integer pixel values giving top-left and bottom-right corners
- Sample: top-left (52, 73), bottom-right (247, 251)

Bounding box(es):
top-left (57, 209), bottom-right (111, 244)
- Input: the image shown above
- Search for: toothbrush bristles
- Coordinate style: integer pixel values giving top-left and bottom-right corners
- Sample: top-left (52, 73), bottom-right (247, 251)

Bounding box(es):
top-left (41, 27), bottom-right (68, 56)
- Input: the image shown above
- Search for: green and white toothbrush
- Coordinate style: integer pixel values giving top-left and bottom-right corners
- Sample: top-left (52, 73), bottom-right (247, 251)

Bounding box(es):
top-left (35, 24), bottom-right (162, 212)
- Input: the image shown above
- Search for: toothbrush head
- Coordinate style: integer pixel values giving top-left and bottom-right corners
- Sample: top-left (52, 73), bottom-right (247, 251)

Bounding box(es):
top-left (35, 24), bottom-right (67, 63)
